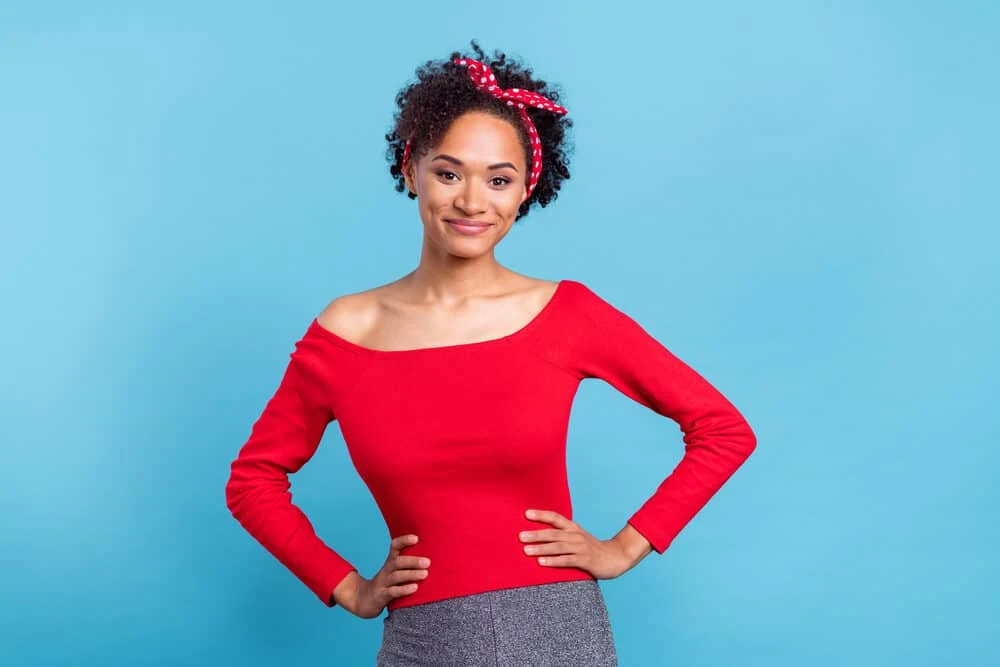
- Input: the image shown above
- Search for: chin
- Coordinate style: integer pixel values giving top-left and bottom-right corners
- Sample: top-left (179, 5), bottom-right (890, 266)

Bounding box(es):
top-left (442, 233), bottom-right (496, 256)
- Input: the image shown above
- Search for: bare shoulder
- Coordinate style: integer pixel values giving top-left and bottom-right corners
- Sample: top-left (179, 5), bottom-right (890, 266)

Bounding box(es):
top-left (485, 276), bottom-right (561, 310)
top-left (540, 278), bottom-right (561, 292)
top-left (315, 288), bottom-right (382, 343)
top-left (525, 278), bottom-right (562, 303)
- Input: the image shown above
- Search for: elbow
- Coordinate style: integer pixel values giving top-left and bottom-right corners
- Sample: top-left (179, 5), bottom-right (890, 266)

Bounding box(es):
top-left (740, 421), bottom-right (757, 460)
top-left (224, 476), bottom-right (238, 518)
top-left (717, 411), bottom-right (757, 464)
top-left (224, 463), bottom-right (246, 520)
top-left (224, 458), bottom-right (288, 524)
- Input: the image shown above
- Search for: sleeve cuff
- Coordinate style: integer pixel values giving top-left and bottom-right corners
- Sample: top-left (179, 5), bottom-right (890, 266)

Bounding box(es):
top-left (627, 514), bottom-right (672, 555)
top-left (319, 563), bottom-right (358, 608)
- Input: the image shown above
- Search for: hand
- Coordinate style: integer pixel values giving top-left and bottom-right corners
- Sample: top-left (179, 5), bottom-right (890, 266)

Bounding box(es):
top-left (519, 509), bottom-right (631, 580)
top-left (334, 534), bottom-right (430, 618)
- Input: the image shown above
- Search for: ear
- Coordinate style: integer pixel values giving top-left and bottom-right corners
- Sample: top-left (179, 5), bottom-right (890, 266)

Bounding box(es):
top-left (404, 161), bottom-right (417, 196)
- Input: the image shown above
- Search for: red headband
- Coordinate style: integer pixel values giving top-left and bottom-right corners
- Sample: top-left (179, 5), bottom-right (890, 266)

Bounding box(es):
top-left (401, 57), bottom-right (568, 200)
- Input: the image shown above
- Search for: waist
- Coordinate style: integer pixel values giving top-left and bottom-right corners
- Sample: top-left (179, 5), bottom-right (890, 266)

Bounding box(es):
top-left (384, 497), bottom-right (584, 610)
top-left (386, 553), bottom-right (594, 611)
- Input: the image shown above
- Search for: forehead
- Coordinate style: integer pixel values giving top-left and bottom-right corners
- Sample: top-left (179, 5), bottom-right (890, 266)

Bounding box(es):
top-left (435, 111), bottom-right (525, 163)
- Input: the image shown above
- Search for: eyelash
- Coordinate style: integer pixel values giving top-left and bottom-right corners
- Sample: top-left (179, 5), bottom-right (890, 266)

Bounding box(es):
top-left (435, 170), bottom-right (512, 187)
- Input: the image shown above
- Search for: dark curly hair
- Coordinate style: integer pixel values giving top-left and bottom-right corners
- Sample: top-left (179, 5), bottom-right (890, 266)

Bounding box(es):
top-left (385, 40), bottom-right (573, 221)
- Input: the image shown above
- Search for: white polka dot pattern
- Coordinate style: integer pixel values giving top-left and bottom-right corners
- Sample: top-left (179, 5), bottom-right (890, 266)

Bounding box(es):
top-left (401, 57), bottom-right (568, 200)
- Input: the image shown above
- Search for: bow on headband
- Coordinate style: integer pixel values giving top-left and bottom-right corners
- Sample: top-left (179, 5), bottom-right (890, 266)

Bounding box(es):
top-left (401, 57), bottom-right (568, 200)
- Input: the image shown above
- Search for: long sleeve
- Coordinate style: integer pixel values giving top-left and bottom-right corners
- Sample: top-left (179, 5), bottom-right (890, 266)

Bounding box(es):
top-left (570, 284), bottom-right (757, 554)
top-left (225, 335), bottom-right (357, 607)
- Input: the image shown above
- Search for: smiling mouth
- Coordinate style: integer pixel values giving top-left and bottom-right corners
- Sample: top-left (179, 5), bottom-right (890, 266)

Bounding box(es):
top-left (446, 219), bottom-right (493, 235)
top-left (446, 218), bottom-right (491, 227)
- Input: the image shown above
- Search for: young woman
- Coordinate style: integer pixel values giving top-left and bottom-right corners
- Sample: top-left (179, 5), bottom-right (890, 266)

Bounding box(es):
top-left (226, 40), bottom-right (757, 666)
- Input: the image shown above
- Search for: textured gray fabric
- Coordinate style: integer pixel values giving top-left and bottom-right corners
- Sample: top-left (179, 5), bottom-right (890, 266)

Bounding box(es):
top-left (376, 579), bottom-right (618, 666)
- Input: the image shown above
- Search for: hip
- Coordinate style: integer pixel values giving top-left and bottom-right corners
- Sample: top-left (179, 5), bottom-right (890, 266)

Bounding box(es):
top-left (377, 579), bottom-right (617, 666)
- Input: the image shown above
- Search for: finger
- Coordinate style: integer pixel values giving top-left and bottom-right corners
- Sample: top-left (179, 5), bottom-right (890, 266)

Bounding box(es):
top-left (536, 554), bottom-right (577, 567)
top-left (524, 541), bottom-right (577, 556)
top-left (519, 528), bottom-right (565, 543)
top-left (389, 534), bottom-right (419, 554)
top-left (525, 509), bottom-right (573, 529)
top-left (386, 583), bottom-right (420, 598)
top-left (394, 555), bottom-right (432, 570)
top-left (388, 568), bottom-right (429, 586)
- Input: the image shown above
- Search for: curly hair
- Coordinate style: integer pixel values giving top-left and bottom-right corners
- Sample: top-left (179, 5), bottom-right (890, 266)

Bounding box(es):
top-left (385, 40), bottom-right (573, 221)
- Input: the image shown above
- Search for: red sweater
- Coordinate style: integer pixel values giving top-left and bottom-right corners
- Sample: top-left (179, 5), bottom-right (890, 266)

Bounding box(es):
top-left (225, 279), bottom-right (756, 610)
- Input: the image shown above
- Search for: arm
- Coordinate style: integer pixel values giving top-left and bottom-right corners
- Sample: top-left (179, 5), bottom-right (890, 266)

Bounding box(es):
top-left (225, 336), bottom-right (357, 607)
top-left (572, 284), bottom-right (758, 555)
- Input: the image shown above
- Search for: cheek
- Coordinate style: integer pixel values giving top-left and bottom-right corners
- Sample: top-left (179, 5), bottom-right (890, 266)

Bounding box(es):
top-left (419, 178), bottom-right (452, 208)
top-left (500, 188), bottom-right (525, 214)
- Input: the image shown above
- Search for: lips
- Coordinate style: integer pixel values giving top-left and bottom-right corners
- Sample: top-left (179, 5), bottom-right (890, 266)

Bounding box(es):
top-left (446, 218), bottom-right (491, 227)
top-left (445, 218), bottom-right (494, 236)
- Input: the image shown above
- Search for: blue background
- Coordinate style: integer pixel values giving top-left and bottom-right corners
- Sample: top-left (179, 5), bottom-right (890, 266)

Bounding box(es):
top-left (2, 2), bottom-right (997, 665)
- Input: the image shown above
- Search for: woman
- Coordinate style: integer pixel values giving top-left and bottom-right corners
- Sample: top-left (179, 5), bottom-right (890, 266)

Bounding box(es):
top-left (225, 40), bottom-right (757, 666)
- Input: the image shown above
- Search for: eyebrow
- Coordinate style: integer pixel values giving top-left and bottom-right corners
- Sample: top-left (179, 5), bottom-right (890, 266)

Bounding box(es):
top-left (430, 153), bottom-right (519, 173)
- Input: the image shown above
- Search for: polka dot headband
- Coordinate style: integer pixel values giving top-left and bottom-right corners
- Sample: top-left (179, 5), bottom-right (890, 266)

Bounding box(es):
top-left (401, 57), bottom-right (568, 200)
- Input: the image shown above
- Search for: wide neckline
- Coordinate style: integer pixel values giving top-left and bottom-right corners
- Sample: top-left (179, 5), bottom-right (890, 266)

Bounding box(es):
top-left (308, 279), bottom-right (568, 357)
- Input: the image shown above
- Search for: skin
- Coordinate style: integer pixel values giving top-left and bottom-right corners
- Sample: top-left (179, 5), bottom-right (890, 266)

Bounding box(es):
top-left (327, 110), bottom-right (653, 618)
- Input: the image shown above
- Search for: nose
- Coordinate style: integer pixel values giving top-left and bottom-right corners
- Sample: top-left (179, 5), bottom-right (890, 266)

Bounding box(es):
top-left (454, 178), bottom-right (488, 215)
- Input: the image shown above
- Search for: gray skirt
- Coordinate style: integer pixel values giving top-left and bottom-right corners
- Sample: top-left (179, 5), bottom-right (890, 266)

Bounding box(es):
top-left (376, 579), bottom-right (618, 666)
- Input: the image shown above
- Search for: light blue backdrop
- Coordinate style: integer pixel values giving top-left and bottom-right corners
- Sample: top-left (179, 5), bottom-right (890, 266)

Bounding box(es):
top-left (2, 2), bottom-right (997, 665)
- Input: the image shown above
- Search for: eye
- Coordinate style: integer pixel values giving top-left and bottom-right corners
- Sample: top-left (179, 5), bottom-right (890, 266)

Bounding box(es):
top-left (491, 176), bottom-right (512, 187)
top-left (435, 170), bottom-right (458, 181)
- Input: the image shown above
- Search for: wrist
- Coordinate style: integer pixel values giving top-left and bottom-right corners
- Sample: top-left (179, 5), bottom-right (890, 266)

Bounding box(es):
top-left (612, 524), bottom-right (653, 569)
top-left (332, 570), bottom-right (364, 610)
